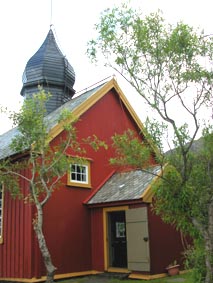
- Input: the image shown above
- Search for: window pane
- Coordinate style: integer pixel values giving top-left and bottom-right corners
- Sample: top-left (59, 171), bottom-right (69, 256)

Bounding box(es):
top-left (82, 174), bottom-right (86, 182)
top-left (71, 172), bottom-right (76, 180)
top-left (70, 164), bottom-right (88, 184)
top-left (77, 172), bottom-right (81, 181)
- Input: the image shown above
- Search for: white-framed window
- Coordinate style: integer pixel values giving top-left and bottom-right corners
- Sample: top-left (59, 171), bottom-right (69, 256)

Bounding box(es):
top-left (67, 161), bottom-right (91, 188)
top-left (0, 184), bottom-right (4, 243)
top-left (71, 164), bottom-right (88, 183)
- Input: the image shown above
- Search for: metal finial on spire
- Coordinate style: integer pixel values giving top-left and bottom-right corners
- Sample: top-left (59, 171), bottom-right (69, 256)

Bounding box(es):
top-left (50, 0), bottom-right (53, 28)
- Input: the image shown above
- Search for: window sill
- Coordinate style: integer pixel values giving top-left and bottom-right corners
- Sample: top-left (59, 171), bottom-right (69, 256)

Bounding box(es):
top-left (67, 182), bottom-right (92, 189)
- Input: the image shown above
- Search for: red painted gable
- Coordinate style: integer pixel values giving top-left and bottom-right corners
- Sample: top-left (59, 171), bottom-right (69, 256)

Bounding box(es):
top-left (0, 80), bottom-right (184, 281)
top-left (43, 87), bottom-right (146, 276)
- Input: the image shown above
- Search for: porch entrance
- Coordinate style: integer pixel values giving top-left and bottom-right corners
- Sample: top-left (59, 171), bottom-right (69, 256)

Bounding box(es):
top-left (108, 211), bottom-right (127, 268)
top-left (106, 207), bottom-right (150, 271)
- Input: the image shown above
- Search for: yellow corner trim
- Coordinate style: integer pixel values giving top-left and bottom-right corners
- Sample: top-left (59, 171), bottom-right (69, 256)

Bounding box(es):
top-left (141, 166), bottom-right (164, 203)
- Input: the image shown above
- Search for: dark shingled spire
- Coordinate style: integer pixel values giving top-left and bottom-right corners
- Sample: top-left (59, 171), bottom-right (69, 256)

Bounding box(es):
top-left (21, 29), bottom-right (76, 114)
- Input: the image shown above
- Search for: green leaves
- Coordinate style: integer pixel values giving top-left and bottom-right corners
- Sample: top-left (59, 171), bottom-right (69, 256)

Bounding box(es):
top-left (153, 164), bottom-right (193, 231)
top-left (10, 88), bottom-right (49, 154)
top-left (0, 87), bottom-right (109, 204)
top-left (110, 129), bottom-right (151, 168)
top-left (88, 4), bottom-right (213, 279)
top-left (145, 117), bottom-right (168, 154)
top-left (87, 3), bottom-right (213, 134)
top-left (83, 135), bottom-right (108, 152)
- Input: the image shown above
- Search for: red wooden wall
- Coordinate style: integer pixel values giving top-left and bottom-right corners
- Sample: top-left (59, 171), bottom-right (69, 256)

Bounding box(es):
top-left (37, 89), bottom-right (145, 277)
top-left (0, 168), bottom-right (38, 279)
top-left (148, 205), bottom-right (184, 274)
top-left (90, 208), bottom-right (104, 271)
top-left (90, 203), bottom-right (185, 274)
top-left (0, 88), bottom-right (185, 280)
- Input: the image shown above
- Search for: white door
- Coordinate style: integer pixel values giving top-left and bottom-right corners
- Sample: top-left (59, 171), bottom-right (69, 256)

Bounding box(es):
top-left (126, 207), bottom-right (150, 271)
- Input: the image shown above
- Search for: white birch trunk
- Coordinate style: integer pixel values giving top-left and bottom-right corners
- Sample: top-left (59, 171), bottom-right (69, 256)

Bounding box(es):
top-left (34, 203), bottom-right (56, 283)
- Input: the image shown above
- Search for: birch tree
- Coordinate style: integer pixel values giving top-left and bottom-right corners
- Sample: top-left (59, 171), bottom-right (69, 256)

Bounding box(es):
top-left (87, 3), bottom-right (213, 282)
top-left (0, 90), bottom-right (106, 283)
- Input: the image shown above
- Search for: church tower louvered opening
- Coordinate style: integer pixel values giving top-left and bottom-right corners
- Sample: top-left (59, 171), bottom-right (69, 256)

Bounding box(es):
top-left (21, 29), bottom-right (75, 114)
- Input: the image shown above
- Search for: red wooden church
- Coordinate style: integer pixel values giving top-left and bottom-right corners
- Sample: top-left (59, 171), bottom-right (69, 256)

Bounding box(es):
top-left (0, 29), bottom-right (184, 281)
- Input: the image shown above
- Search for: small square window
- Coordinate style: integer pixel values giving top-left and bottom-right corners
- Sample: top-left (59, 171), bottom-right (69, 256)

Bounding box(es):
top-left (71, 164), bottom-right (88, 183)
top-left (67, 161), bottom-right (91, 188)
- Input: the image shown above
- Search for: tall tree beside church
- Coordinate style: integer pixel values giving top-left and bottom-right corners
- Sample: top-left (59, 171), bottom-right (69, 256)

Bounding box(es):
top-left (87, 3), bottom-right (213, 282)
top-left (0, 90), bottom-right (106, 283)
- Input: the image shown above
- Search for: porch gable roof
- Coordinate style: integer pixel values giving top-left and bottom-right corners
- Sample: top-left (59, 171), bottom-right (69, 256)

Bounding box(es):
top-left (87, 165), bottom-right (162, 205)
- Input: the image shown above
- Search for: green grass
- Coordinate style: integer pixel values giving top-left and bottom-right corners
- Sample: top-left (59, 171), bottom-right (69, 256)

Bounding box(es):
top-left (58, 271), bottom-right (194, 283)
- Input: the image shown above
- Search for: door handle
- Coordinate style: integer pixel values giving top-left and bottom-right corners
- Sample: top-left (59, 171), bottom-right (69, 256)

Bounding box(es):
top-left (143, 237), bottom-right (148, 242)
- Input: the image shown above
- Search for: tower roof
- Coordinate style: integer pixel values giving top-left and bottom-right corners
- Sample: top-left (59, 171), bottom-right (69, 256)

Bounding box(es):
top-left (21, 29), bottom-right (75, 96)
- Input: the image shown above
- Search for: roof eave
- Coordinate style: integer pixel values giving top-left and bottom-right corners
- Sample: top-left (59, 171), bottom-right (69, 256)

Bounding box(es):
top-left (86, 198), bottom-right (143, 208)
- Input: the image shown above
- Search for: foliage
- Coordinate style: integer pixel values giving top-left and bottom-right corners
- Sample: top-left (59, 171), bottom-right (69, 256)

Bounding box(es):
top-left (184, 239), bottom-right (206, 283)
top-left (87, 2), bottom-right (213, 282)
top-left (145, 117), bottom-right (168, 154)
top-left (110, 129), bottom-right (151, 168)
top-left (154, 128), bottom-right (213, 283)
top-left (0, 89), bottom-right (107, 283)
top-left (88, 3), bottom-right (213, 163)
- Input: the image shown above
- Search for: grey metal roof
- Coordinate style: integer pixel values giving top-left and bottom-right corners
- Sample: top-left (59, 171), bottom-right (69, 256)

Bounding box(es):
top-left (0, 82), bottom-right (106, 160)
top-left (87, 166), bottom-right (161, 204)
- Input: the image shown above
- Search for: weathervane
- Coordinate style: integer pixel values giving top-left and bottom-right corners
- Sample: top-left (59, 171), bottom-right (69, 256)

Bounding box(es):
top-left (50, 0), bottom-right (53, 28)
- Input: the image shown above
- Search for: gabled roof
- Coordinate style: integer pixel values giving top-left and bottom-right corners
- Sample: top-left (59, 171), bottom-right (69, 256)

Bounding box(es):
top-left (0, 82), bottom-right (105, 160)
top-left (0, 127), bottom-right (20, 160)
top-left (87, 165), bottom-right (162, 205)
top-left (0, 78), bottom-right (158, 160)
top-left (47, 78), bottom-right (158, 150)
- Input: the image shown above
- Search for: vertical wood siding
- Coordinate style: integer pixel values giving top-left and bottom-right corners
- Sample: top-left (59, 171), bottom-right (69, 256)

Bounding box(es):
top-left (147, 206), bottom-right (184, 274)
top-left (0, 89), bottom-right (151, 279)
top-left (90, 208), bottom-right (104, 271)
top-left (42, 90), bottom-right (142, 276)
top-left (0, 168), bottom-right (35, 279)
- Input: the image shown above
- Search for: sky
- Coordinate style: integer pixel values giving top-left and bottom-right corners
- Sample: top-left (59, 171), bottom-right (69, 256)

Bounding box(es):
top-left (0, 0), bottom-right (212, 134)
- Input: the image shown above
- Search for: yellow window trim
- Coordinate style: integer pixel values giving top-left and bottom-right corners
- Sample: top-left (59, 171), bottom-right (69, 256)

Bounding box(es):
top-left (67, 160), bottom-right (92, 189)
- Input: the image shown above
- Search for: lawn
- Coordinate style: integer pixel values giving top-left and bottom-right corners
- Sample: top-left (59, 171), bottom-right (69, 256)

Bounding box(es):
top-left (58, 271), bottom-right (193, 283)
